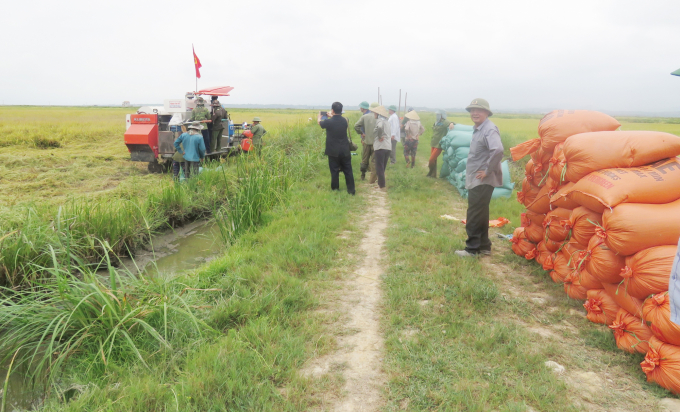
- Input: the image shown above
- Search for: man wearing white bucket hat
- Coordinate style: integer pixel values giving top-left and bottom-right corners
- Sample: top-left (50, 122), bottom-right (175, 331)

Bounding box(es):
top-left (455, 98), bottom-right (504, 257)
top-left (173, 121), bottom-right (206, 180)
top-left (402, 110), bottom-right (425, 168)
top-left (370, 105), bottom-right (392, 190)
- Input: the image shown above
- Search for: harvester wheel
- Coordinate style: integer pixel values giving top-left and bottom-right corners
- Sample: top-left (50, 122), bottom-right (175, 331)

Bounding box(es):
top-left (148, 161), bottom-right (164, 174)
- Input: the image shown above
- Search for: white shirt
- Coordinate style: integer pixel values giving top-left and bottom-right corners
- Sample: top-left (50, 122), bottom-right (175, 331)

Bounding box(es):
top-left (388, 113), bottom-right (401, 142)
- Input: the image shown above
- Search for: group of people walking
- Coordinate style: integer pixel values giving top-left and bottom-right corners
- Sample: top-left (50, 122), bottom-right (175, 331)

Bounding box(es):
top-left (318, 98), bottom-right (505, 258)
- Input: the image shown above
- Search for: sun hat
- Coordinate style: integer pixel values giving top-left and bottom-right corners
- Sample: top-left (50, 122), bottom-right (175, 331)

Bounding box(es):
top-left (252, 117), bottom-right (261, 122)
top-left (187, 121), bottom-right (202, 131)
top-left (370, 102), bottom-right (379, 108)
top-left (195, 97), bottom-right (205, 105)
top-left (465, 98), bottom-right (493, 116)
top-left (387, 105), bottom-right (397, 112)
top-left (211, 100), bottom-right (221, 107)
top-left (359, 101), bottom-right (370, 110)
top-left (404, 110), bottom-right (420, 120)
top-left (370, 105), bottom-right (389, 118)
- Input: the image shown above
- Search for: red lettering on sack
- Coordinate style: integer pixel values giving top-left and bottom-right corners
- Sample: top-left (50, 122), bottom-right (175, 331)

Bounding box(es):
top-left (586, 174), bottom-right (614, 189)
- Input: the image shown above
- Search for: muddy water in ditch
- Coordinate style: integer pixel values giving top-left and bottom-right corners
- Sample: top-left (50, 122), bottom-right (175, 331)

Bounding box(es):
top-left (0, 221), bottom-right (224, 410)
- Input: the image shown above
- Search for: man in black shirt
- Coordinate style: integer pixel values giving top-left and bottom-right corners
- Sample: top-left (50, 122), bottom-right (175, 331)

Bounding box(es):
top-left (318, 101), bottom-right (356, 195)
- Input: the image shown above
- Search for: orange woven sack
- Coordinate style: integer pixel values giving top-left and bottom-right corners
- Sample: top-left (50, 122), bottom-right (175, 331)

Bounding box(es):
top-left (565, 158), bottom-right (680, 213)
top-left (602, 198), bottom-right (680, 256)
top-left (564, 271), bottom-right (588, 300)
top-left (622, 246), bottom-right (677, 300)
top-left (609, 308), bottom-right (652, 354)
top-left (603, 282), bottom-right (644, 319)
top-left (518, 178), bottom-right (540, 206)
top-left (535, 241), bottom-right (552, 269)
top-left (539, 110), bottom-right (621, 152)
top-left (531, 147), bottom-right (553, 171)
top-left (584, 289), bottom-right (621, 325)
top-left (581, 235), bottom-right (625, 284)
top-left (524, 222), bottom-right (544, 244)
top-left (526, 184), bottom-right (551, 214)
top-left (524, 210), bottom-right (546, 227)
top-left (544, 238), bottom-right (565, 253)
top-left (563, 131), bottom-right (680, 183)
top-left (578, 268), bottom-right (603, 290)
top-left (551, 249), bottom-right (573, 283)
top-left (549, 152), bottom-right (567, 185)
top-left (641, 336), bottom-right (680, 394)
top-left (567, 207), bottom-right (603, 246)
top-left (643, 292), bottom-right (680, 346)
top-left (511, 227), bottom-right (537, 259)
top-left (549, 182), bottom-right (580, 210)
top-left (544, 208), bottom-right (572, 242)
top-left (525, 159), bottom-right (535, 178)
top-left (562, 240), bottom-right (587, 270)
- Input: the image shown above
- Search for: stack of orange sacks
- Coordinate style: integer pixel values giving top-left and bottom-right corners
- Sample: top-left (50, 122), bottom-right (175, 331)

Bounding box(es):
top-left (511, 111), bottom-right (680, 394)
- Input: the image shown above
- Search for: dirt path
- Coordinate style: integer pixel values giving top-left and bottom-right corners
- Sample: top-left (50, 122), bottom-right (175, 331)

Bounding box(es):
top-left (302, 188), bottom-right (389, 411)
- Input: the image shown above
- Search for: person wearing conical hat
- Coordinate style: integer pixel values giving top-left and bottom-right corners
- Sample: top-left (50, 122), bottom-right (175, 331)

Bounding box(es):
top-left (354, 101), bottom-right (377, 182)
top-left (455, 98), bottom-right (504, 258)
top-left (402, 110), bottom-right (425, 168)
top-left (250, 117), bottom-right (267, 154)
top-left (191, 97), bottom-right (212, 154)
top-left (427, 109), bottom-right (453, 178)
top-left (370, 105), bottom-right (392, 191)
top-left (387, 105), bottom-right (400, 164)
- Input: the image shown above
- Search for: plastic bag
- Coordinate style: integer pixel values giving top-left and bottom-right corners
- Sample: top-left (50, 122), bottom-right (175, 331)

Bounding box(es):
top-left (565, 158), bottom-right (680, 213)
top-left (622, 246), bottom-right (677, 300)
top-left (584, 289), bottom-right (621, 325)
top-left (603, 198), bottom-right (680, 256)
top-left (609, 308), bottom-right (652, 354)
top-left (562, 131), bottom-right (680, 183)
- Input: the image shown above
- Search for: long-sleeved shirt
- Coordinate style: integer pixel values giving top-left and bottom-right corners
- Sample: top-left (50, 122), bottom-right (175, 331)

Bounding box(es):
top-left (403, 119), bottom-right (425, 141)
top-left (354, 112), bottom-right (377, 145)
top-left (465, 118), bottom-right (504, 190)
top-left (191, 106), bottom-right (210, 130)
top-left (174, 132), bottom-right (206, 162)
top-left (388, 113), bottom-right (401, 142)
top-left (320, 115), bottom-right (351, 157)
top-left (431, 120), bottom-right (452, 148)
top-left (250, 123), bottom-right (266, 145)
top-left (373, 117), bottom-right (392, 151)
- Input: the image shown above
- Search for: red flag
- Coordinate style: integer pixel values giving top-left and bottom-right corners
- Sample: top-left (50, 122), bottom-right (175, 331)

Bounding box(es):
top-left (192, 45), bottom-right (202, 79)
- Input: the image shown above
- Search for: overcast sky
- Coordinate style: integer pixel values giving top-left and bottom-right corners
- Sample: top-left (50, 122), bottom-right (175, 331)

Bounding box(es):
top-left (1, 0), bottom-right (679, 112)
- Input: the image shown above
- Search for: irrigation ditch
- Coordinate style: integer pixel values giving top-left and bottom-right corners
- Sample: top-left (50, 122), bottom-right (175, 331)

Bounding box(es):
top-left (0, 121), bottom-right (323, 410)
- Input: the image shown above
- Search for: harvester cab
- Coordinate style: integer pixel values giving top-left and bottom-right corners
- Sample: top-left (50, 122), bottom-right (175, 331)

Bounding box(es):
top-left (124, 86), bottom-right (242, 173)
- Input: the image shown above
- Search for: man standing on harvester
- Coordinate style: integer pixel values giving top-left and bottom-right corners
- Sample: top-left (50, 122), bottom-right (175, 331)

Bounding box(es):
top-left (191, 97), bottom-right (211, 153)
top-left (455, 98), bottom-right (504, 257)
top-left (354, 101), bottom-right (378, 182)
top-left (210, 100), bottom-right (227, 153)
top-left (250, 117), bottom-right (267, 153)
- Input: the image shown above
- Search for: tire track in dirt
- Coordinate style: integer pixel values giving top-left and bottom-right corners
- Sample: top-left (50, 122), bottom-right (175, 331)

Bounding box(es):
top-left (302, 188), bottom-right (388, 411)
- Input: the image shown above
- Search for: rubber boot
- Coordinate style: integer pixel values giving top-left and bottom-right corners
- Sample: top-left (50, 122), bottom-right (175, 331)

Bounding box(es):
top-left (427, 163), bottom-right (434, 177)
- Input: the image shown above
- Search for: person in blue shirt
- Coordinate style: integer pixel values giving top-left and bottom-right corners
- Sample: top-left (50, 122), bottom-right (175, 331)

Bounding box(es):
top-left (174, 122), bottom-right (206, 179)
top-left (668, 236), bottom-right (680, 325)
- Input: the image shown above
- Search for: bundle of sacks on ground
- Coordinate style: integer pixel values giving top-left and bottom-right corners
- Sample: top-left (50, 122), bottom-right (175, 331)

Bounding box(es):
top-left (510, 110), bottom-right (680, 394)
top-left (439, 124), bottom-right (514, 198)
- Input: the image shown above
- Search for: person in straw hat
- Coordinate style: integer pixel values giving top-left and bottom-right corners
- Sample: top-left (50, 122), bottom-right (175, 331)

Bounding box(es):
top-left (173, 121), bottom-right (206, 180)
top-left (402, 110), bottom-right (425, 168)
top-left (250, 116), bottom-right (267, 154)
top-left (455, 98), bottom-right (504, 258)
top-left (354, 101), bottom-right (378, 181)
top-left (370, 105), bottom-right (392, 191)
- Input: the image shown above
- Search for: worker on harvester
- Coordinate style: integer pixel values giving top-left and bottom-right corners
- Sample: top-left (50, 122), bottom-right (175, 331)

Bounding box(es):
top-left (210, 100), bottom-right (227, 153)
top-left (191, 97), bottom-right (211, 153)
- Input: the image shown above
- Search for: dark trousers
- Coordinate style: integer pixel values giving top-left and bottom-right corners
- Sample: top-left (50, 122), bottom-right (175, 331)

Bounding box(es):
top-left (374, 149), bottom-right (390, 188)
top-left (465, 184), bottom-right (495, 253)
top-left (201, 130), bottom-right (211, 154)
top-left (328, 154), bottom-right (355, 194)
top-left (172, 161), bottom-right (182, 180)
top-left (184, 161), bottom-right (200, 179)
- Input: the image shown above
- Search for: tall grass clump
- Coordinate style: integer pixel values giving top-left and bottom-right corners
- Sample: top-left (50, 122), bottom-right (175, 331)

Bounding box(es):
top-left (0, 245), bottom-right (213, 392)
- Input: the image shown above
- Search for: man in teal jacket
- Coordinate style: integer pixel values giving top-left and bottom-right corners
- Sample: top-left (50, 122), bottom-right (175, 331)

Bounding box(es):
top-left (174, 122), bottom-right (206, 179)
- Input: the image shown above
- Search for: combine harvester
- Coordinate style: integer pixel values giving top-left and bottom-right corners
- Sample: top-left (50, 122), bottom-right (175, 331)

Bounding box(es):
top-left (123, 86), bottom-right (248, 173)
